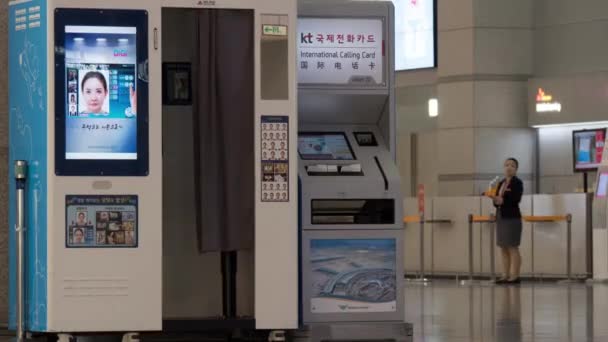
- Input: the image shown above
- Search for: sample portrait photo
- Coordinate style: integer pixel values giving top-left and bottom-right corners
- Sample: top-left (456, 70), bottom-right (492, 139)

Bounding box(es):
top-left (78, 70), bottom-right (111, 115)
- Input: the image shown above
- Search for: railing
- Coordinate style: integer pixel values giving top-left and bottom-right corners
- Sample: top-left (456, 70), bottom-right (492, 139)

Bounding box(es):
top-left (403, 215), bottom-right (453, 281)
top-left (404, 212), bottom-right (576, 284)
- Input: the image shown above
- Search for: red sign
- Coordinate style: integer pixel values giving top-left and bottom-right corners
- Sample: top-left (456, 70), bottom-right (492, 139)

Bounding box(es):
top-left (596, 130), bottom-right (605, 163)
top-left (417, 184), bottom-right (425, 217)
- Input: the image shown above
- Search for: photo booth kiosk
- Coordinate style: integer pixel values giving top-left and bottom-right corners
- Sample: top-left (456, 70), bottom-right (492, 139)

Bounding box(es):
top-left (297, 1), bottom-right (411, 341)
top-left (9, 0), bottom-right (298, 339)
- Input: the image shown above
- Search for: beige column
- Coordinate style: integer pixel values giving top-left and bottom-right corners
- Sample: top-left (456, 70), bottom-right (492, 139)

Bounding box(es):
top-left (435, 0), bottom-right (535, 196)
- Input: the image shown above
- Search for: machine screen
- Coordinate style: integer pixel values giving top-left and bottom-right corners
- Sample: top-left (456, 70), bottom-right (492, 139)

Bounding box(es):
top-left (64, 25), bottom-right (138, 160)
top-left (298, 133), bottom-right (355, 160)
top-left (597, 172), bottom-right (608, 198)
top-left (573, 129), bottom-right (605, 171)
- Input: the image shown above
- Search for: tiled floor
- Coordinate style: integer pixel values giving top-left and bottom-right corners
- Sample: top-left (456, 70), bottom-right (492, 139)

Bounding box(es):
top-left (404, 280), bottom-right (608, 342)
top-left (3, 281), bottom-right (608, 341)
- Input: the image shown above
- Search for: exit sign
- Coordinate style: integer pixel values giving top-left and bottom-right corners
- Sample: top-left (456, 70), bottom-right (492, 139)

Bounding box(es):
top-left (263, 25), bottom-right (287, 36)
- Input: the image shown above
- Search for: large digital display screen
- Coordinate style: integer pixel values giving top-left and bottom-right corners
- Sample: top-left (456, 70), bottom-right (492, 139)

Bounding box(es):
top-left (393, 0), bottom-right (436, 71)
top-left (573, 129), bottom-right (606, 172)
top-left (297, 18), bottom-right (384, 85)
top-left (298, 133), bottom-right (355, 160)
top-left (54, 9), bottom-right (148, 176)
top-left (64, 25), bottom-right (137, 160)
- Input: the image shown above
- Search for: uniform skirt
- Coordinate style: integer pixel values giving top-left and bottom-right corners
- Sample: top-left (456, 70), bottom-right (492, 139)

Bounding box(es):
top-left (496, 214), bottom-right (523, 248)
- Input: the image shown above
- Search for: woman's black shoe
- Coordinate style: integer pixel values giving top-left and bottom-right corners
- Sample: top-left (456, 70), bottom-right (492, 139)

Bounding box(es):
top-left (494, 278), bottom-right (509, 284)
top-left (507, 278), bottom-right (521, 284)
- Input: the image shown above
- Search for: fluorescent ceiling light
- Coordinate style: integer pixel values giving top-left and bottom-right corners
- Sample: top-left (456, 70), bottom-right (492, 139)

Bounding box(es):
top-left (96, 38), bottom-right (107, 42)
top-left (428, 98), bottom-right (438, 117)
top-left (532, 121), bottom-right (608, 128)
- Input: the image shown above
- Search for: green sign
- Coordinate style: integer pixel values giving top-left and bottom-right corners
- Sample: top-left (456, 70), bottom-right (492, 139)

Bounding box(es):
top-left (263, 25), bottom-right (287, 36)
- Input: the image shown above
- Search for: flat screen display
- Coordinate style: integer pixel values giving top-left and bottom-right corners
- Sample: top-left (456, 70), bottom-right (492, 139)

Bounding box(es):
top-left (298, 133), bottom-right (355, 160)
top-left (54, 9), bottom-right (148, 176)
top-left (65, 26), bottom-right (137, 160)
top-left (573, 129), bottom-right (606, 172)
top-left (597, 172), bottom-right (608, 198)
top-left (393, 0), bottom-right (436, 71)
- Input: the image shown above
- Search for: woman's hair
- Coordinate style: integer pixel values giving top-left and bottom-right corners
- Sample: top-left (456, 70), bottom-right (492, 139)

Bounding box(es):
top-left (505, 157), bottom-right (519, 169)
top-left (81, 71), bottom-right (108, 92)
top-left (74, 228), bottom-right (84, 235)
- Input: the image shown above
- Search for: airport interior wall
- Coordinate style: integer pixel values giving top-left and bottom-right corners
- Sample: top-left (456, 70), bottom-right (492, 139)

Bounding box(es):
top-left (396, 0), bottom-right (608, 196)
top-left (2, 0), bottom-right (608, 325)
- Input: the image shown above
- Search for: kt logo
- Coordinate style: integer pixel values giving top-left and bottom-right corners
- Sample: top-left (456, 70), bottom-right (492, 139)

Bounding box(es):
top-left (301, 32), bottom-right (313, 44)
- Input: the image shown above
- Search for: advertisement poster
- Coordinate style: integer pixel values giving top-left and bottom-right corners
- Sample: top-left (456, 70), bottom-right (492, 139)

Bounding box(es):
top-left (297, 18), bottom-right (383, 85)
top-left (393, 0), bottom-right (435, 70)
top-left (66, 195), bottom-right (137, 248)
top-left (64, 26), bottom-right (138, 160)
top-left (261, 116), bottom-right (289, 202)
top-left (574, 129), bottom-right (605, 171)
top-left (310, 239), bottom-right (397, 313)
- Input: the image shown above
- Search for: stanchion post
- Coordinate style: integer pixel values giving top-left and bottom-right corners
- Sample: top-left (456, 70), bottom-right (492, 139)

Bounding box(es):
top-left (468, 214), bottom-right (474, 282)
top-left (419, 215), bottom-right (425, 280)
top-left (15, 160), bottom-right (28, 342)
top-left (490, 214), bottom-right (496, 281)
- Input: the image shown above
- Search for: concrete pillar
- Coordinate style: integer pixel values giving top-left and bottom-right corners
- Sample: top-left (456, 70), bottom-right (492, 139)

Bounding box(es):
top-left (435, 0), bottom-right (535, 196)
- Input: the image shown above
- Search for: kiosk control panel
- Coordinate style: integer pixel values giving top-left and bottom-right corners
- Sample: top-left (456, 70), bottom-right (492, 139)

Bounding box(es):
top-left (299, 126), bottom-right (402, 229)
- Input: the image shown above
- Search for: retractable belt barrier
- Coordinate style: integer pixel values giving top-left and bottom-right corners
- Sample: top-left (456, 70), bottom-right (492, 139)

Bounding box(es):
top-left (466, 213), bottom-right (574, 283)
top-left (465, 214), bottom-right (496, 284)
top-left (406, 212), bottom-right (575, 282)
top-left (523, 214), bottom-right (574, 281)
top-left (404, 215), bottom-right (453, 281)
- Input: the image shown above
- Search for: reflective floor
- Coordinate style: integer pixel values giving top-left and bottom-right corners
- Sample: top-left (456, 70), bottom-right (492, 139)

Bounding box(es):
top-left (404, 280), bottom-right (608, 342)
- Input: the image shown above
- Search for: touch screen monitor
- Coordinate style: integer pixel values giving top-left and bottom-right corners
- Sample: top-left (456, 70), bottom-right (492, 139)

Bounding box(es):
top-left (298, 133), bottom-right (355, 160)
top-left (393, 0), bottom-right (436, 71)
top-left (597, 172), bottom-right (608, 198)
top-left (573, 128), bottom-right (606, 172)
top-left (55, 9), bottom-right (148, 176)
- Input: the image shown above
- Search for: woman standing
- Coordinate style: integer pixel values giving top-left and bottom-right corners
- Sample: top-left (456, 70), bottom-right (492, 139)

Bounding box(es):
top-left (491, 158), bottom-right (524, 284)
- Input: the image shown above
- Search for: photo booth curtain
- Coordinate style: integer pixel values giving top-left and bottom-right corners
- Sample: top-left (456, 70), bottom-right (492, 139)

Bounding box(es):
top-left (193, 9), bottom-right (255, 253)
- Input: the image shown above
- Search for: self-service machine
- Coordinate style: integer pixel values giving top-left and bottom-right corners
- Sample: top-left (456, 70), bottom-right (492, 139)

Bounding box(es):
top-left (296, 1), bottom-right (412, 341)
top-left (8, 0), bottom-right (298, 340)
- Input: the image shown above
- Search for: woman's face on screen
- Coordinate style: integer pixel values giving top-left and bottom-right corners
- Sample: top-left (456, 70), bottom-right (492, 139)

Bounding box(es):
top-left (82, 77), bottom-right (107, 113)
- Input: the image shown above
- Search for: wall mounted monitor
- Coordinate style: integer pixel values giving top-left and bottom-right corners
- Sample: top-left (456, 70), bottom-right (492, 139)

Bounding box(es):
top-left (297, 18), bottom-right (385, 86)
top-left (573, 128), bottom-right (606, 172)
top-left (55, 9), bottom-right (149, 176)
top-left (393, 0), bottom-right (437, 71)
top-left (298, 132), bottom-right (356, 160)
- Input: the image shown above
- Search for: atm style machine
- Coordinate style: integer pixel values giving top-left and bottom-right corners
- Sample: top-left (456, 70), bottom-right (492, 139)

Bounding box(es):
top-left (9, 0), bottom-right (298, 340)
top-left (296, 1), bottom-right (412, 341)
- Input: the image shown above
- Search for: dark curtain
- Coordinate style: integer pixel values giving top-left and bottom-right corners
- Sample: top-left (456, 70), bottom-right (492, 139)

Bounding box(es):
top-left (193, 9), bottom-right (255, 253)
